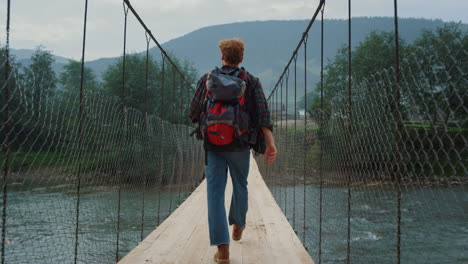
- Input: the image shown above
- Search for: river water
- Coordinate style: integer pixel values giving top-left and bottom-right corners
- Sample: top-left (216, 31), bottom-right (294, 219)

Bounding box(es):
top-left (274, 185), bottom-right (467, 264)
top-left (2, 185), bottom-right (467, 263)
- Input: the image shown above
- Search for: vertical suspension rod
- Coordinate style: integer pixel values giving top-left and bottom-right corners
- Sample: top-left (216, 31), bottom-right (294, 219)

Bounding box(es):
top-left (292, 54), bottom-right (298, 230)
top-left (319, 2), bottom-right (325, 263)
top-left (140, 33), bottom-right (151, 242)
top-left (393, 0), bottom-right (402, 263)
top-left (1, 1), bottom-right (12, 263)
top-left (157, 55), bottom-right (166, 226)
top-left (74, 0), bottom-right (89, 262)
top-left (346, 0), bottom-right (352, 263)
top-left (116, 3), bottom-right (129, 262)
top-left (284, 70), bottom-right (289, 215)
top-left (303, 34), bottom-right (308, 246)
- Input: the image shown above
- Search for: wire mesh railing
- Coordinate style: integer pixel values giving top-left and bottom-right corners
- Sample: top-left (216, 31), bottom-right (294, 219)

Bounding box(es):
top-left (256, 0), bottom-right (467, 263)
top-left (1, 0), bottom-right (467, 263)
top-left (0, 0), bottom-right (204, 263)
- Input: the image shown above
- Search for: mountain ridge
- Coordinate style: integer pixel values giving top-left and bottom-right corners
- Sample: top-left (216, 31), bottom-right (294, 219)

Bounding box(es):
top-left (11, 17), bottom-right (464, 93)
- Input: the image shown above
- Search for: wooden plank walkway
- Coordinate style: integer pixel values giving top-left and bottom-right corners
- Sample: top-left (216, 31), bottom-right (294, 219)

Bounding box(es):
top-left (119, 155), bottom-right (314, 264)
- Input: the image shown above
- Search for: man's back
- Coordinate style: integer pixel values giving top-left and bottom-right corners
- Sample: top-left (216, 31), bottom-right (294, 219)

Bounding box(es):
top-left (188, 38), bottom-right (276, 263)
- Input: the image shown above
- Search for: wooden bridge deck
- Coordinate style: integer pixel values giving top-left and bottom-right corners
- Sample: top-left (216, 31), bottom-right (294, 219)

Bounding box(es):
top-left (119, 155), bottom-right (314, 264)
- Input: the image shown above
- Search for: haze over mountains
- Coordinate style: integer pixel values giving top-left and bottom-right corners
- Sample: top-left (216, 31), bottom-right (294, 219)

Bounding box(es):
top-left (11, 17), bottom-right (462, 94)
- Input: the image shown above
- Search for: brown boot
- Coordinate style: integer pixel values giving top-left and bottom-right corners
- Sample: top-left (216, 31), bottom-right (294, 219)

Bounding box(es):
top-left (232, 224), bottom-right (245, 241)
top-left (214, 244), bottom-right (229, 263)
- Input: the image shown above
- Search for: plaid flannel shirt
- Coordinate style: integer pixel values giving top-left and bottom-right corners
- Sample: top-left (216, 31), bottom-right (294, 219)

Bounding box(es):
top-left (189, 65), bottom-right (273, 131)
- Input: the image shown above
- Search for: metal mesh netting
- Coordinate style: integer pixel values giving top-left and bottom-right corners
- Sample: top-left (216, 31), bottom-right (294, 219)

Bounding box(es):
top-left (0, 0), bottom-right (206, 263)
top-left (0, 60), bottom-right (204, 263)
top-left (256, 2), bottom-right (467, 263)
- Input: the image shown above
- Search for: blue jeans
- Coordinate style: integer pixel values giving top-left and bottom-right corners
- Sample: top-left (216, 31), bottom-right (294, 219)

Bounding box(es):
top-left (206, 148), bottom-right (250, 246)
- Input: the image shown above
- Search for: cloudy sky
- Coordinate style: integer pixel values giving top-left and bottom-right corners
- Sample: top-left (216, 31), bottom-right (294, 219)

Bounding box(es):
top-left (0, 0), bottom-right (466, 60)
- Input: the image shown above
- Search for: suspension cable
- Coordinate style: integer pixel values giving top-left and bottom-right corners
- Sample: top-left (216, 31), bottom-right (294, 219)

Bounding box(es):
top-left (122, 0), bottom-right (195, 91)
top-left (292, 54), bottom-right (298, 230)
top-left (393, 0), bottom-right (402, 263)
top-left (303, 33), bottom-right (308, 246)
top-left (319, 2), bottom-right (325, 263)
top-left (116, 3), bottom-right (129, 261)
top-left (140, 31), bottom-right (152, 242)
top-left (267, 0), bottom-right (325, 100)
top-left (74, 0), bottom-right (89, 262)
top-left (346, 0), bottom-right (352, 263)
top-left (1, 1), bottom-right (11, 263)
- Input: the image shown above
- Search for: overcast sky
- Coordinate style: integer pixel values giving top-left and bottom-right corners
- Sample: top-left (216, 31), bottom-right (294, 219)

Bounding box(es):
top-left (0, 0), bottom-right (466, 60)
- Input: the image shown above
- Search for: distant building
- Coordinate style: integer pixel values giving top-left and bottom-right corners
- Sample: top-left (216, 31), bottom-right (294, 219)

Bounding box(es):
top-left (298, 109), bottom-right (306, 119)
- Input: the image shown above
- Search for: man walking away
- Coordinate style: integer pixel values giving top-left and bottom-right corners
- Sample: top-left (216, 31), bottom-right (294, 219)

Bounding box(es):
top-left (189, 38), bottom-right (277, 263)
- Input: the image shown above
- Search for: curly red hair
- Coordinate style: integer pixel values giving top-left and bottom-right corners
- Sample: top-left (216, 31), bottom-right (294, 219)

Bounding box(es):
top-left (219, 38), bottom-right (245, 65)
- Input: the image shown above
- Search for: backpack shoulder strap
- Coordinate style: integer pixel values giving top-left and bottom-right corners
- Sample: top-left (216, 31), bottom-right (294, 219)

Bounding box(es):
top-left (239, 67), bottom-right (248, 80)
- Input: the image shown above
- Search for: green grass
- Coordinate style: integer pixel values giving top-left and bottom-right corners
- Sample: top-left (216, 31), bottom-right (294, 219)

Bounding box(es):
top-left (8, 151), bottom-right (64, 170)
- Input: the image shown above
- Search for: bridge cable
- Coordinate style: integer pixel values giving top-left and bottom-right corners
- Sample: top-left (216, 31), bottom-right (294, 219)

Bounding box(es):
top-left (169, 65), bottom-right (177, 213)
top-left (178, 74), bottom-right (184, 205)
top-left (122, 0), bottom-right (195, 91)
top-left (116, 2), bottom-right (130, 262)
top-left (393, 0), bottom-right (402, 263)
top-left (273, 79), bottom-right (283, 199)
top-left (279, 79), bottom-right (283, 206)
top-left (303, 33), bottom-right (309, 246)
top-left (73, 0), bottom-right (89, 262)
top-left (284, 69), bottom-right (289, 215)
top-left (157, 54), bottom-right (166, 227)
top-left (140, 32), bottom-right (152, 242)
top-left (319, 2), bottom-right (325, 263)
top-left (267, 0), bottom-right (325, 100)
top-left (292, 53), bottom-right (298, 231)
top-left (1, 1), bottom-right (12, 263)
top-left (346, 0), bottom-right (352, 263)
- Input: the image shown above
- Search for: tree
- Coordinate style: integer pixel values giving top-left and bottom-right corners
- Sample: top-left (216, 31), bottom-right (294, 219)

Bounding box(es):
top-left (303, 31), bottom-right (412, 120)
top-left (102, 52), bottom-right (198, 122)
top-left (59, 59), bottom-right (99, 94)
top-left (23, 46), bottom-right (57, 113)
top-left (411, 23), bottom-right (468, 126)
top-left (1, 47), bottom-right (22, 150)
top-left (56, 60), bottom-right (100, 156)
top-left (103, 53), bottom-right (159, 115)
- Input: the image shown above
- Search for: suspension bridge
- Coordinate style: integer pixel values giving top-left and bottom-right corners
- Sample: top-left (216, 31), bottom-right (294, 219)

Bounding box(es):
top-left (1, 0), bottom-right (466, 263)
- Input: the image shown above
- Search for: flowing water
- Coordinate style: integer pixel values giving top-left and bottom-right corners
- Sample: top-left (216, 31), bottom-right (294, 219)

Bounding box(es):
top-left (3, 185), bottom-right (189, 263)
top-left (2, 185), bottom-right (467, 263)
top-left (274, 185), bottom-right (468, 264)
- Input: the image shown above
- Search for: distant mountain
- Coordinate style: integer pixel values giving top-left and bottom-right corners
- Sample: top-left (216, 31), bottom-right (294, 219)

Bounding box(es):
top-left (158, 17), bottom-right (456, 93)
top-left (10, 48), bottom-right (69, 75)
top-left (11, 17), bottom-right (464, 95)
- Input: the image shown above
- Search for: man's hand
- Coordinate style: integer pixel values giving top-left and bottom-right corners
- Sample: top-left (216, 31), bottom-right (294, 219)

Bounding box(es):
top-left (264, 143), bottom-right (277, 165)
top-left (261, 127), bottom-right (277, 165)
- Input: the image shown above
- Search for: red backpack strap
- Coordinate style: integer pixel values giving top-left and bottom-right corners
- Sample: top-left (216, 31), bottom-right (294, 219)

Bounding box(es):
top-left (239, 67), bottom-right (247, 80)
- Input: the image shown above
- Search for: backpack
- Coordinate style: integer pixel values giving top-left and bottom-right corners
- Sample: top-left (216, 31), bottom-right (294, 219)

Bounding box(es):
top-left (199, 67), bottom-right (253, 151)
